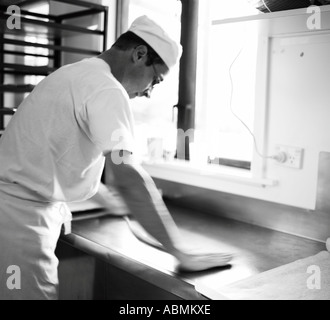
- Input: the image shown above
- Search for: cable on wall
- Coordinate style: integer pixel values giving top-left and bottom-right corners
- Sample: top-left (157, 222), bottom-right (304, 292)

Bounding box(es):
top-left (228, 48), bottom-right (284, 162)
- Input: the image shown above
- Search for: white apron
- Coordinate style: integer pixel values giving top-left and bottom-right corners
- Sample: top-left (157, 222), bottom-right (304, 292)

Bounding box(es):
top-left (0, 183), bottom-right (72, 300)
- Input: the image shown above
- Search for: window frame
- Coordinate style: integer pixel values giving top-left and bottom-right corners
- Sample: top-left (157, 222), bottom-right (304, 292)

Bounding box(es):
top-left (142, 0), bottom-right (274, 188)
top-left (195, 0), bottom-right (269, 171)
top-left (120, 0), bottom-right (272, 184)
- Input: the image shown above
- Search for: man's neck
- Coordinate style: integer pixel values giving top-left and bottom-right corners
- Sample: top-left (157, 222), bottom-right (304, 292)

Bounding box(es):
top-left (98, 49), bottom-right (127, 85)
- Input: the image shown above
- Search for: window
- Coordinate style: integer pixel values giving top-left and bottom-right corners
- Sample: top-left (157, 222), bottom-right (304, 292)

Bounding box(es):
top-left (127, 0), bottom-right (182, 162)
top-left (195, 0), bottom-right (261, 170)
top-left (123, 0), bottom-right (264, 171)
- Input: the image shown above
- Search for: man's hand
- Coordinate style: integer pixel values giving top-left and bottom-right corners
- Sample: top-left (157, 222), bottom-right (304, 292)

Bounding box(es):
top-left (125, 218), bottom-right (233, 272)
top-left (174, 249), bottom-right (233, 272)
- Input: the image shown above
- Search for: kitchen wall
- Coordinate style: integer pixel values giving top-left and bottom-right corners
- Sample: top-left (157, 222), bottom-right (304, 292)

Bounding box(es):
top-left (154, 8), bottom-right (330, 243)
top-left (259, 19), bottom-right (330, 210)
top-left (215, 8), bottom-right (330, 210)
top-left (155, 152), bottom-right (330, 243)
top-left (156, 7), bottom-right (330, 212)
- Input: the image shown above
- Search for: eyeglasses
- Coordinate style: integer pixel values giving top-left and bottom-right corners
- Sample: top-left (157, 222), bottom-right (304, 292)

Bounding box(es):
top-left (151, 63), bottom-right (163, 89)
top-left (143, 63), bottom-right (163, 98)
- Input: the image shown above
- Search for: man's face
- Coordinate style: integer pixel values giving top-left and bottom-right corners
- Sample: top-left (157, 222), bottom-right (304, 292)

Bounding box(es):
top-left (133, 63), bottom-right (169, 99)
top-left (126, 46), bottom-right (169, 99)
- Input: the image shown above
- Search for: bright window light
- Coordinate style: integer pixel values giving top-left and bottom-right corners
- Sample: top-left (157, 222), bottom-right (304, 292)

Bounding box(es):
top-left (195, 0), bottom-right (260, 169)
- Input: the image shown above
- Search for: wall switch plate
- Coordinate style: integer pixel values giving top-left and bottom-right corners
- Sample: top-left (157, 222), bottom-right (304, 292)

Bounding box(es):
top-left (275, 145), bottom-right (304, 169)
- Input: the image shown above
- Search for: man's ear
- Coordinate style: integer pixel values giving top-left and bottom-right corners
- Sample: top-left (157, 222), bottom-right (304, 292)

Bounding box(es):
top-left (132, 45), bottom-right (148, 63)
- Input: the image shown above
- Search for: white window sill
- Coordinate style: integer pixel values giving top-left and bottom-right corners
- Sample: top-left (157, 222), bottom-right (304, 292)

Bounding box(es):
top-left (142, 160), bottom-right (278, 194)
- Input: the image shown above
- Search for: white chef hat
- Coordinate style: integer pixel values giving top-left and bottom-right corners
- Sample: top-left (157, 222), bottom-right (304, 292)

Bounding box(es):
top-left (128, 15), bottom-right (182, 70)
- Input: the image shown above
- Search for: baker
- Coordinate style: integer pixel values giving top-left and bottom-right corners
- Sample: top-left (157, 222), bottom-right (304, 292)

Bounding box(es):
top-left (0, 16), bottom-right (232, 300)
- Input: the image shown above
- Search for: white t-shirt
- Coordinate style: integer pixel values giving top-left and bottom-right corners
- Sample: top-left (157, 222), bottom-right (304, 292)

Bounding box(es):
top-left (0, 58), bottom-right (135, 203)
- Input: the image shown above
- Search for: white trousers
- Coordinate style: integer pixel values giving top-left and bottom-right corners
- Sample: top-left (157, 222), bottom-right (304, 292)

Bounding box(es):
top-left (0, 187), bottom-right (71, 300)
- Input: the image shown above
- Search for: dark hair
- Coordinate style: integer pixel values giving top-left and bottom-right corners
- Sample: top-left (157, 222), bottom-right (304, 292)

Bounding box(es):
top-left (112, 31), bottom-right (165, 67)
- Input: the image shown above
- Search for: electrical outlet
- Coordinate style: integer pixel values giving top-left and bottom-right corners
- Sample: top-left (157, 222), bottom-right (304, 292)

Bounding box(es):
top-left (275, 145), bottom-right (304, 169)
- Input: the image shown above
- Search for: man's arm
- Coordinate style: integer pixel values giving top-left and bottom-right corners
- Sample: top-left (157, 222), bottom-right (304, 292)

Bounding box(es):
top-left (103, 150), bottom-right (233, 272)
top-left (104, 150), bottom-right (183, 256)
top-left (91, 182), bottom-right (130, 216)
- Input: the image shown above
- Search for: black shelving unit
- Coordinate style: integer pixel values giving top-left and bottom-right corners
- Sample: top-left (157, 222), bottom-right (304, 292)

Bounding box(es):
top-left (0, 0), bottom-right (109, 133)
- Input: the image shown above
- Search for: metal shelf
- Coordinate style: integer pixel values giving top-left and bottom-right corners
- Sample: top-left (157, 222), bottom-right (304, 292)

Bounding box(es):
top-left (1, 63), bottom-right (56, 76)
top-left (13, 0), bottom-right (108, 13)
top-left (0, 49), bottom-right (55, 60)
top-left (1, 38), bottom-right (102, 56)
top-left (0, 12), bottom-right (104, 39)
top-left (0, 108), bottom-right (16, 115)
top-left (0, 84), bottom-right (35, 93)
top-left (0, 0), bottom-right (109, 131)
top-left (1, 0), bottom-right (107, 16)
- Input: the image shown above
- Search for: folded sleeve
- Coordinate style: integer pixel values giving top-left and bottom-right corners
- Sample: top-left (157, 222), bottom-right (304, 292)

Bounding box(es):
top-left (80, 88), bottom-right (135, 154)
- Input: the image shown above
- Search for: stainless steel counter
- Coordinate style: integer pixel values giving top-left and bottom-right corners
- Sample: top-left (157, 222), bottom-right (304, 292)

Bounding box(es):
top-left (58, 200), bottom-right (325, 300)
